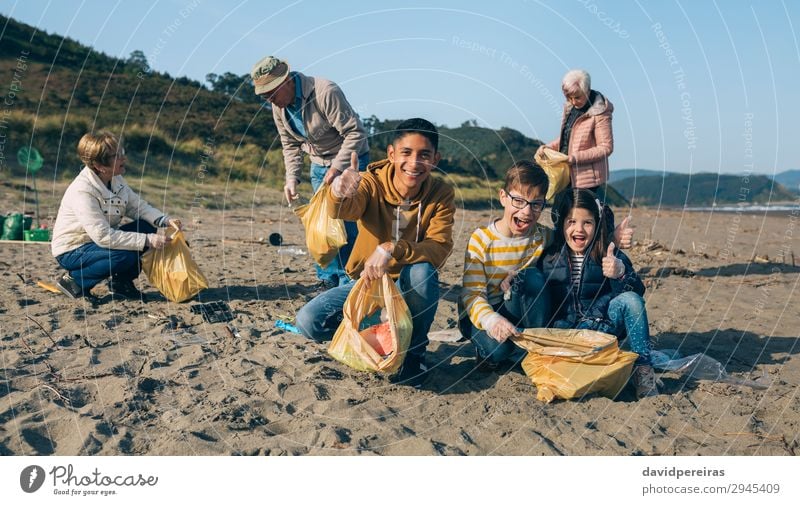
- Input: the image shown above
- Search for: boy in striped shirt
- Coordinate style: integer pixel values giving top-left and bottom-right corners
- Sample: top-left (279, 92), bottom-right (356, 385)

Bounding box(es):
top-left (460, 160), bottom-right (552, 369)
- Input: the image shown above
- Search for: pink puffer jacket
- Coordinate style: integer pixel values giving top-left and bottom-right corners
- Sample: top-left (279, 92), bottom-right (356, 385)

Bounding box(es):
top-left (546, 91), bottom-right (614, 189)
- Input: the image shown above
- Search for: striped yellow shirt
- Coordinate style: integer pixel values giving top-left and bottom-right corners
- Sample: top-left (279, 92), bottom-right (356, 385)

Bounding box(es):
top-left (461, 220), bottom-right (551, 329)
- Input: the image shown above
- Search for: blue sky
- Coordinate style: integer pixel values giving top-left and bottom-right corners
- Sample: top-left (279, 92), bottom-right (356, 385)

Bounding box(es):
top-left (3, 0), bottom-right (798, 175)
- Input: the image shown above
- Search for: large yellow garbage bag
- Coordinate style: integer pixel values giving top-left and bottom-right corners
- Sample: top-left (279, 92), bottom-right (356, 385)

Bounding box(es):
top-left (512, 328), bottom-right (637, 403)
top-left (534, 147), bottom-right (571, 202)
top-left (293, 184), bottom-right (347, 268)
top-left (142, 230), bottom-right (208, 303)
top-left (328, 275), bottom-right (413, 374)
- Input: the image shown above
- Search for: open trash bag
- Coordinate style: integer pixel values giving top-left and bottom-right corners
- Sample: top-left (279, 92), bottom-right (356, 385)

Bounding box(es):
top-left (512, 328), bottom-right (638, 403)
top-left (534, 147), bottom-right (571, 202)
top-left (328, 275), bottom-right (412, 374)
top-left (142, 229), bottom-right (208, 303)
top-left (293, 184), bottom-right (347, 268)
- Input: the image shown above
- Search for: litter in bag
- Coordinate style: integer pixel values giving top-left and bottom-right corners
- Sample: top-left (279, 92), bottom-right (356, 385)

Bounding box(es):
top-left (512, 328), bottom-right (638, 403)
top-left (328, 275), bottom-right (412, 374)
top-left (142, 229), bottom-right (208, 303)
top-left (293, 184), bottom-right (347, 268)
top-left (534, 147), bottom-right (571, 202)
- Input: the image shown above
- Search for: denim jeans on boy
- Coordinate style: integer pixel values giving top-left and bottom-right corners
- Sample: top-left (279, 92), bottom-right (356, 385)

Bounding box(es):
top-left (309, 152), bottom-right (369, 287)
top-left (465, 268), bottom-right (550, 365)
top-left (56, 219), bottom-right (157, 291)
top-left (295, 262), bottom-right (439, 358)
top-left (577, 291), bottom-right (652, 366)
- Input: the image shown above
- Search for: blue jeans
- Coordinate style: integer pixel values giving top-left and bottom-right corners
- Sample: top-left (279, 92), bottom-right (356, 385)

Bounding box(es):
top-left (56, 220), bottom-right (157, 291)
top-left (577, 291), bottom-right (653, 366)
top-left (464, 268), bottom-right (550, 365)
top-left (295, 262), bottom-right (439, 358)
top-left (310, 152), bottom-right (369, 286)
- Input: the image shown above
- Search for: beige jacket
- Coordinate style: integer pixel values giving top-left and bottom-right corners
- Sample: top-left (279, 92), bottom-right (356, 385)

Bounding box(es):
top-left (547, 91), bottom-right (614, 188)
top-left (51, 167), bottom-right (166, 257)
top-left (273, 72), bottom-right (369, 184)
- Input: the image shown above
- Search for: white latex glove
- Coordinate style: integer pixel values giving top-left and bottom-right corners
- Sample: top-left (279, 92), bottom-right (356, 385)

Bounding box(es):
top-left (284, 179), bottom-right (299, 204)
top-left (480, 312), bottom-right (519, 343)
top-left (331, 152), bottom-right (361, 199)
top-left (360, 244), bottom-right (392, 283)
top-left (613, 216), bottom-right (634, 249)
top-left (146, 233), bottom-right (171, 250)
top-left (602, 243), bottom-right (625, 279)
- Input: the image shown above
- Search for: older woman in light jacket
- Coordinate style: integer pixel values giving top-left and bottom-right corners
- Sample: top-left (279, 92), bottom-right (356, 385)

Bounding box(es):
top-left (538, 69), bottom-right (614, 195)
top-left (51, 131), bottom-right (181, 300)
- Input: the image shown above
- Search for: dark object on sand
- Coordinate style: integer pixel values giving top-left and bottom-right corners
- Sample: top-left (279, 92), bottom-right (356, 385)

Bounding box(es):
top-left (191, 301), bottom-right (235, 323)
top-left (269, 232), bottom-right (283, 246)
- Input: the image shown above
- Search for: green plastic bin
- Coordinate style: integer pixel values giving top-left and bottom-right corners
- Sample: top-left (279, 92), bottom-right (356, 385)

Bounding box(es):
top-left (23, 229), bottom-right (51, 242)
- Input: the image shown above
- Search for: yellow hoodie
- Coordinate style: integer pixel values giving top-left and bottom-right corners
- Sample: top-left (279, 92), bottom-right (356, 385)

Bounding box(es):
top-left (326, 158), bottom-right (456, 279)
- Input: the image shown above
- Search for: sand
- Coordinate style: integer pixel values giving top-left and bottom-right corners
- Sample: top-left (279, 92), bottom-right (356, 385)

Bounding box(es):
top-left (1, 195), bottom-right (799, 455)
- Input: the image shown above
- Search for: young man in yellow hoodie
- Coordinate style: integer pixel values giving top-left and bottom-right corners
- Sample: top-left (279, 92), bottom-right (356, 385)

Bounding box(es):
top-left (295, 118), bottom-right (456, 386)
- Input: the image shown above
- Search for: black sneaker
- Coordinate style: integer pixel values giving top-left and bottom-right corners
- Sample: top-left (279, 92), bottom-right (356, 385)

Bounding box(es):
top-left (56, 273), bottom-right (83, 299)
top-left (107, 278), bottom-right (145, 301)
top-left (390, 354), bottom-right (429, 387)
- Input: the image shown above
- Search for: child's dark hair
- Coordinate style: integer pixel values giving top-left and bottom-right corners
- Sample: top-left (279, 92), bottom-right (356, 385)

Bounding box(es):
top-left (504, 160), bottom-right (549, 196)
top-left (550, 188), bottom-right (609, 263)
top-left (391, 118), bottom-right (439, 151)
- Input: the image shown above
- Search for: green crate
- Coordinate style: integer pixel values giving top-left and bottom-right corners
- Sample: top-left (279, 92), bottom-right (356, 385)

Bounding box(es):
top-left (23, 228), bottom-right (51, 242)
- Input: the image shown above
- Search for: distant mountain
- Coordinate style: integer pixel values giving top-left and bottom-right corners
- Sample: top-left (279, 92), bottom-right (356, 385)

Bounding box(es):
top-left (773, 170), bottom-right (800, 194)
top-left (609, 168), bottom-right (671, 183)
top-left (614, 173), bottom-right (796, 206)
top-left (613, 168), bottom-right (800, 198)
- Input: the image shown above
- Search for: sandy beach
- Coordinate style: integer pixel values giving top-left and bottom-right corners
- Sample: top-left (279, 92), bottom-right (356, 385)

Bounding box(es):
top-left (1, 186), bottom-right (799, 456)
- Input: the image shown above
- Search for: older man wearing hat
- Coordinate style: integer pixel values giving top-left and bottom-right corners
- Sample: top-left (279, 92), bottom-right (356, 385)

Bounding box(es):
top-left (252, 56), bottom-right (370, 289)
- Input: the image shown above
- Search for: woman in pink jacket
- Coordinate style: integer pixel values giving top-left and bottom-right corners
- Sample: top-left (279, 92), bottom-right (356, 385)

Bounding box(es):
top-left (538, 69), bottom-right (614, 196)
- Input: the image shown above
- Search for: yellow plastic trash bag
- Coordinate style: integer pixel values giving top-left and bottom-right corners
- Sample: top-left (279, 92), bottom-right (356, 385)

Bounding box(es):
top-left (293, 184), bottom-right (347, 268)
top-left (512, 328), bottom-right (638, 403)
top-left (328, 275), bottom-right (413, 374)
top-left (534, 147), bottom-right (571, 202)
top-left (142, 230), bottom-right (208, 303)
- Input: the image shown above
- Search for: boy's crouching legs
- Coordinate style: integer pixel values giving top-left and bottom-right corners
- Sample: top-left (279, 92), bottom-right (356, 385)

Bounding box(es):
top-left (471, 329), bottom-right (516, 368)
top-left (507, 268), bottom-right (551, 328)
top-left (397, 262), bottom-right (439, 357)
top-left (295, 282), bottom-right (354, 342)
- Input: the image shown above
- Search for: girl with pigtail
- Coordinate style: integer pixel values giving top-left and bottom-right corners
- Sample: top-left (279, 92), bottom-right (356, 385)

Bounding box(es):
top-left (539, 188), bottom-right (659, 399)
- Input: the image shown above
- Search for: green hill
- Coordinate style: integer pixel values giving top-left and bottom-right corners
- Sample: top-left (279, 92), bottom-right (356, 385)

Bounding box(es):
top-left (609, 168), bottom-right (668, 183)
top-left (614, 173), bottom-right (795, 206)
top-left (0, 14), bottom-right (284, 185)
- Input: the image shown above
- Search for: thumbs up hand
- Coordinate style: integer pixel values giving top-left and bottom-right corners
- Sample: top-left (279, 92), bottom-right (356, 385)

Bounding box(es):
top-left (331, 152), bottom-right (362, 199)
top-left (602, 242), bottom-right (625, 279)
top-left (614, 216), bottom-right (635, 249)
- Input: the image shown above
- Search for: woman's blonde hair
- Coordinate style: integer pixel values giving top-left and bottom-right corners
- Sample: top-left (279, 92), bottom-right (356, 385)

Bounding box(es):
top-left (77, 131), bottom-right (122, 170)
